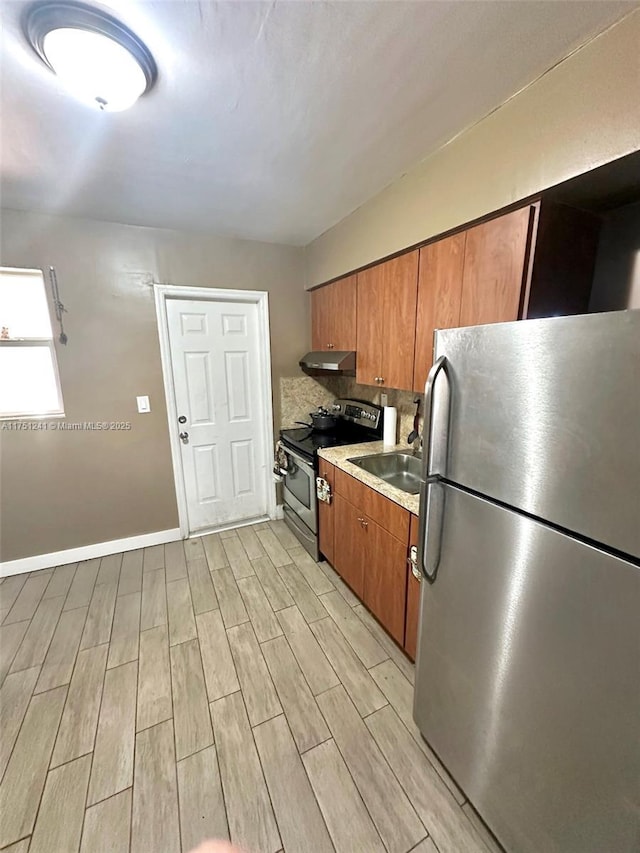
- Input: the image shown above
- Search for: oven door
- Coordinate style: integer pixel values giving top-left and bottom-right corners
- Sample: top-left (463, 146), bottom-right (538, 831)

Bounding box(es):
top-left (281, 445), bottom-right (317, 534)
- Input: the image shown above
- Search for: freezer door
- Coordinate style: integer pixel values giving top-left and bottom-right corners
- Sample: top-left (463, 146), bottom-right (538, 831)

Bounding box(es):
top-left (414, 484), bottom-right (640, 853)
top-left (432, 310), bottom-right (640, 558)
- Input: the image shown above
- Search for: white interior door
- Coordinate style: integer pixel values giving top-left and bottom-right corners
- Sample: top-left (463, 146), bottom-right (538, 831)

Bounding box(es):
top-left (166, 297), bottom-right (269, 532)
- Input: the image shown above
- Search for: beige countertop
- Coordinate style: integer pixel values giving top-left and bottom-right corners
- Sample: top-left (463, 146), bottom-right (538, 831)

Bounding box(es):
top-left (318, 441), bottom-right (420, 515)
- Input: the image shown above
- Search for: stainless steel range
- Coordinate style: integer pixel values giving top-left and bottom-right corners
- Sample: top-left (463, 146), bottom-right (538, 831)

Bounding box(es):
top-left (279, 398), bottom-right (383, 559)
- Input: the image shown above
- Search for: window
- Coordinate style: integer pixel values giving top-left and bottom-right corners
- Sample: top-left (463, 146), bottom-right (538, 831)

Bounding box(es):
top-left (0, 267), bottom-right (65, 418)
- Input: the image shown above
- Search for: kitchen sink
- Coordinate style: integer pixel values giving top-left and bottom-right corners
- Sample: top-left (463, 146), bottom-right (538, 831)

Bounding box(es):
top-left (347, 451), bottom-right (423, 494)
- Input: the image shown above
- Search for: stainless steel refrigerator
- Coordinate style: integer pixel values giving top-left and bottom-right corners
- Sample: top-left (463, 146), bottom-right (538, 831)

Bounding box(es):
top-left (414, 310), bottom-right (640, 853)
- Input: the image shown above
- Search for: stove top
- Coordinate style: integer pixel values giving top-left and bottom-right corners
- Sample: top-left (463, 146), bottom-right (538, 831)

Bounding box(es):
top-left (280, 398), bottom-right (383, 463)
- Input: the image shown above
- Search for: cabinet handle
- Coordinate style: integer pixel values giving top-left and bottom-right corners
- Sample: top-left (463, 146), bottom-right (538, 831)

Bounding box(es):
top-left (379, 377), bottom-right (384, 385)
top-left (362, 520), bottom-right (368, 529)
top-left (357, 517), bottom-right (364, 523)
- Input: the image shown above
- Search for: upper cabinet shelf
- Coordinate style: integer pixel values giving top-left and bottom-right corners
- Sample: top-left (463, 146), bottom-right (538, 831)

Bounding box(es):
top-left (310, 200), bottom-right (600, 392)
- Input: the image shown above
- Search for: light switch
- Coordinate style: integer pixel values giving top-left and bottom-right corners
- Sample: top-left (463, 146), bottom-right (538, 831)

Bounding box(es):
top-left (380, 393), bottom-right (388, 407)
top-left (137, 395), bottom-right (151, 413)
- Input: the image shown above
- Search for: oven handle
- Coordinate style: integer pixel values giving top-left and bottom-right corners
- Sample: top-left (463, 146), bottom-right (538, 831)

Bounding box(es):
top-left (281, 445), bottom-right (315, 475)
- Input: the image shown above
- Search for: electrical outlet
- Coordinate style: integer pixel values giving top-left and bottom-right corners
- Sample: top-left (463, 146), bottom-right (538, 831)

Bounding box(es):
top-left (380, 393), bottom-right (388, 407)
top-left (136, 395), bottom-right (151, 413)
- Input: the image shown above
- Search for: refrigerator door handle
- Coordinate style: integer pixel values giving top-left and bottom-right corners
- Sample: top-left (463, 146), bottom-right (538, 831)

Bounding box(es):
top-left (418, 355), bottom-right (450, 583)
top-left (423, 355), bottom-right (450, 478)
top-left (419, 476), bottom-right (445, 582)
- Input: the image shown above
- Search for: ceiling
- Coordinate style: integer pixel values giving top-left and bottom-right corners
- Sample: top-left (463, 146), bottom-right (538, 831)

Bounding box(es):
top-left (1, 0), bottom-right (636, 245)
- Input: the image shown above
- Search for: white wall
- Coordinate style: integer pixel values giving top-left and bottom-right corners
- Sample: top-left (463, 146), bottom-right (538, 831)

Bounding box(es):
top-left (0, 209), bottom-right (306, 562)
top-left (306, 9), bottom-right (640, 286)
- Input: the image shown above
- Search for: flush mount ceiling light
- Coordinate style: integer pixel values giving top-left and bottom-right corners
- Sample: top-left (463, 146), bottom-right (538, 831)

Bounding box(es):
top-left (23, 1), bottom-right (157, 111)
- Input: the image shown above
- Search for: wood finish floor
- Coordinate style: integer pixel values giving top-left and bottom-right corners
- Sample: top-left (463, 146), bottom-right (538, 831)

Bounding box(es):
top-left (0, 520), bottom-right (502, 853)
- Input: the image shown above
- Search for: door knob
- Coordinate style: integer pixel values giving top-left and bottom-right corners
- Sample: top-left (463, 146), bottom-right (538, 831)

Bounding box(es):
top-left (179, 431), bottom-right (189, 444)
top-left (178, 415), bottom-right (187, 424)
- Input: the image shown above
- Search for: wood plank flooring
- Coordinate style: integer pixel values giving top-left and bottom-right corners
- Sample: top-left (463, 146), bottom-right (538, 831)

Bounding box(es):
top-left (0, 523), bottom-right (501, 853)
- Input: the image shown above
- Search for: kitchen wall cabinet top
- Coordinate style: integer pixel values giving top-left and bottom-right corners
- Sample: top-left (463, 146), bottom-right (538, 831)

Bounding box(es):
top-left (356, 251), bottom-right (419, 391)
top-left (458, 205), bottom-right (533, 328)
top-left (309, 200), bottom-right (599, 395)
top-left (413, 231), bottom-right (466, 394)
top-left (310, 274), bottom-right (357, 351)
top-left (411, 201), bottom-right (600, 391)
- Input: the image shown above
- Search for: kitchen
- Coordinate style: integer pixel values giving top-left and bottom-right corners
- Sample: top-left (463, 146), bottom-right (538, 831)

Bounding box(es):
top-left (1, 2), bottom-right (639, 853)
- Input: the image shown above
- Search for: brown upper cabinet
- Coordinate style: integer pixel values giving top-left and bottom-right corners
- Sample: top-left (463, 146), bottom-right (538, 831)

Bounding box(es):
top-left (458, 205), bottom-right (533, 328)
top-left (356, 251), bottom-right (419, 390)
top-left (310, 201), bottom-right (599, 394)
top-left (310, 274), bottom-right (357, 351)
top-left (413, 232), bottom-right (467, 394)
top-left (412, 202), bottom-right (599, 391)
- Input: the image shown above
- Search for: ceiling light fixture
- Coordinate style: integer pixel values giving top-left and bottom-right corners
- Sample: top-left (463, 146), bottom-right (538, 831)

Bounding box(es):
top-left (23, 1), bottom-right (157, 112)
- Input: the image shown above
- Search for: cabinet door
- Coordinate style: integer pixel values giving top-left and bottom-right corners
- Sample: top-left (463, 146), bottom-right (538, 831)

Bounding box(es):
top-left (356, 266), bottom-right (384, 385)
top-left (404, 513), bottom-right (421, 660)
top-left (318, 460), bottom-right (335, 565)
top-left (413, 234), bottom-right (466, 393)
top-left (333, 494), bottom-right (365, 598)
top-left (334, 469), bottom-right (410, 541)
top-left (459, 206), bottom-right (533, 327)
top-left (329, 275), bottom-right (357, 350)
top-left (364, 519), bottom-right (408, 645)
top-left (381, 251), bottom-right (419, 391)
top-left (311, 285), bottom-right (331, 351)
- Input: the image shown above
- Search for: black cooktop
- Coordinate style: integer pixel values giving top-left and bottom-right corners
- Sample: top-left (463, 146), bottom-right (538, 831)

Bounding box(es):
top-left (279, 424), bottom-right (377, 461)
top-left (279, 398), bottom-right (384, 463)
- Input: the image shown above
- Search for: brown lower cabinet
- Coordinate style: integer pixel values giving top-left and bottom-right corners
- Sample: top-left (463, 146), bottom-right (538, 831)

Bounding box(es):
top-left (330, 470), bottom-right (410, 646)
top-left (333, 493), bottom-right (365, 599)
top-left (404, 513), bottom-right (421, 661)
top-left (365, 521), bottom-right (407, 645)
top-left (318, 460), bottom-right (336, 566)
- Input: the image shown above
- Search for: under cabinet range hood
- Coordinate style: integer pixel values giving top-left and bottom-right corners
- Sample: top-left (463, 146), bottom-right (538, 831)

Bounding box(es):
top-left (299, 351), bottom-right (356, 374)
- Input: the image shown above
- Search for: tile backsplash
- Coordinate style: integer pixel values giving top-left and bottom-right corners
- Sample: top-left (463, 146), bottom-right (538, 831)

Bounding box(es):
top-left (279, 373), bottom-right (422, 447)
top-left (279, 376), bottom-right (336, 429)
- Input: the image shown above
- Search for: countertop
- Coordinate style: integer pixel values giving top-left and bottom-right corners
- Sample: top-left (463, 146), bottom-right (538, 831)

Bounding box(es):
top-left (318, 441), bottom-right (420, 515)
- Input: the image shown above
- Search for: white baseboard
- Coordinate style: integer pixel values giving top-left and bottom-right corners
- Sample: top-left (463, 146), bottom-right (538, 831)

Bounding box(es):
top-left (190, 508), bottom-right (283, 539)
top-left (0, 528), bottom-right (182, 577)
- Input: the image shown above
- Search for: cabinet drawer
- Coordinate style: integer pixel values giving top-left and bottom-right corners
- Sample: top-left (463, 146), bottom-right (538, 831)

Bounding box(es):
top-left (334, 469), bottom-right (410, 541)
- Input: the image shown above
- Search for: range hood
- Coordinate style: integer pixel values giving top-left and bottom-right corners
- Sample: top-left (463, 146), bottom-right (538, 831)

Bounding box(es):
top-left (299, 350), bottom-right (356, 374)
